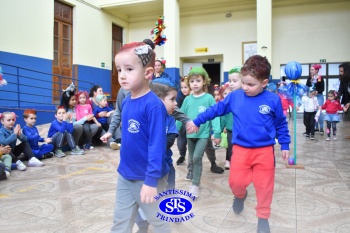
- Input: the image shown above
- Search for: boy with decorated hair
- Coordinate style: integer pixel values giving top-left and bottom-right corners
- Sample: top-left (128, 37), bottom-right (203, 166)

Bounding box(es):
top-left (23, 109), bottom-right (54, 159)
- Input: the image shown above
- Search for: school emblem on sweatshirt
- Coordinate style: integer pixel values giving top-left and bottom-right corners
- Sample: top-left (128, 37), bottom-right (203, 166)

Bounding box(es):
top-left (198, 106), bottom-right (206, 113)
top-left (128, 119), bottom-right (140, 133)
top-left (259, 105), bottom-right (271, 114)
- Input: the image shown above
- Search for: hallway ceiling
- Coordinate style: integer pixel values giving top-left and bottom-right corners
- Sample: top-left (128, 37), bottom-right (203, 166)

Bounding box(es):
top-left (100, 0), bottom-right (350, 22)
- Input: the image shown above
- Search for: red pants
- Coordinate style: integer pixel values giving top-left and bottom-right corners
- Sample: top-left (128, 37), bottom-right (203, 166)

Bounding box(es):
top-left (228, 145), bottom-right (275, 219)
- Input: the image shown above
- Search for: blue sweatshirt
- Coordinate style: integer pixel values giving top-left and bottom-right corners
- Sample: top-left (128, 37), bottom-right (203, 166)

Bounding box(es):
top-left (118, 91), bottom-right (169, 187)
top-left (193, 89), bottom-right (290, 150)
top-left (23, 125), bottom-right (45, 150)
top-left (0, 126), bottom-right (27, 150)
top-left (47, 120), bottom-right (74, 138)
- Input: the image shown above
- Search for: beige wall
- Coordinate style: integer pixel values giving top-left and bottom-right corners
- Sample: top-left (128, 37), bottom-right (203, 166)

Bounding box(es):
top-left (128, 2), bottom-right (350, 79)
top-left (0, 0), bottom-right (54, 60)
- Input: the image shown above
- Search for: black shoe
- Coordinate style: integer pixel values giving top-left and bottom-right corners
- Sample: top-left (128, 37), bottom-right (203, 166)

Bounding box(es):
top-left (232, 190), bottom-right (248, 214)
top-left (115, 138), bottom-right (121, 144)
top-left (302, 132), bottom-right (307, 136)
top-left (314, 129), bottom-right (319, 132)
top-left (210, 163), bottom-right (224, 173)
top-left (305, 134), bottom-right (310, 138)
top-left (213, 145), bottom-right (221, 149)
top-left (42, 152), bottom-right (54, 159)
top-left (319, 130), bottom-right (324, 135)
top-left (176, 156), bottom-right (185, 165)
top-left (185, 171), bottom-right (192, 181)
top-left (257, 218), bottom-right (270, 233)
top-left (310, 135), bottom-right (315, 140)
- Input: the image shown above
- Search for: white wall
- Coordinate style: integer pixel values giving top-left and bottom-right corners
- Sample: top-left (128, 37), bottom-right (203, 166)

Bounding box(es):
top-left (128, 2), bottom-right (350, 80)
top-left (0, 0), bottom-right (54, 60)
top-left (272, 2), bottom-right (350, 78)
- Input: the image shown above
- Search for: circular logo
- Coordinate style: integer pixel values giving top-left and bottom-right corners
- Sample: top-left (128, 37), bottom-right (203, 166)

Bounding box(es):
top-left (159, 197), bottom-right (192, 215)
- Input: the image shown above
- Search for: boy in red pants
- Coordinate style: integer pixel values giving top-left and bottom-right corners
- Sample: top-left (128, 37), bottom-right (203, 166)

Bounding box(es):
top-left (186, 55), bottom-right (290, 233)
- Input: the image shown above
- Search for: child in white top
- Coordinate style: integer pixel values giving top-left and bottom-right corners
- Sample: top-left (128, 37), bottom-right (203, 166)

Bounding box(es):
top-left (300, 87), bottom-right (320, 140)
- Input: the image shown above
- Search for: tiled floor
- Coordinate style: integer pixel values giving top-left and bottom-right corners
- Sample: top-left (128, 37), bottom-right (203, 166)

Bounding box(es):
top-left (0, 119), bottom-right (350, 233)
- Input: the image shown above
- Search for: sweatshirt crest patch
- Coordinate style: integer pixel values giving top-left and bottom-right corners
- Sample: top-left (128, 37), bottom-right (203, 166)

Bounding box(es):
top-left (198, 106), bottom-right (207, 113)
top-left (128, 119), bottom-right (140, 133)
top-left (259, 105), bottom-right (271, 114)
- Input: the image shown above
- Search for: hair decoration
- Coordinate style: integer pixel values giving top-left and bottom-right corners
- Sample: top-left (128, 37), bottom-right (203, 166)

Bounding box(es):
top-left (150, 16), bottom-right (167, 46)
top-left (63, 82), bottom-right (76, 98)
top-left (312, 64), bottom-right (322, 70)
top-left (96, 94), bottom-right (107, 103)
top-left (229, 66), bottom-right (242, 74)
top-left (135, 45), bottom-right (152, 67)
top-left (156, 58), bottom-right (166, 65)
top-left (0, 66), bottom-right (8, 87)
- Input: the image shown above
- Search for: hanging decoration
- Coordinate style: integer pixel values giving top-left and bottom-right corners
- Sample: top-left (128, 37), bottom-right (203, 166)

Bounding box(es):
top-left (0, 66), bottom-right (8, 86)
top-left (150, 16), bottom-right (167, 46)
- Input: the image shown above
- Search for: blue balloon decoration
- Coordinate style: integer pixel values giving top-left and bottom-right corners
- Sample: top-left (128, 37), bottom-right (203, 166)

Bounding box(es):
top-left (284, 61), bottom-right (302, 80)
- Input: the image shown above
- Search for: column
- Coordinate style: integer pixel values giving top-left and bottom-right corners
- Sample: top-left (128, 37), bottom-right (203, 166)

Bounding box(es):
top-left (257, 0), bottom-right (272, 63)
top-left (163, 0), bottom-right (180, 87)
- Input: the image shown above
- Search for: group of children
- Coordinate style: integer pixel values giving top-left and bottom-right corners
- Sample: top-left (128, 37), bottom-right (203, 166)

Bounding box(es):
top-left (2, 39), bottom-right (349, 233)
top-left (0, 84), bottom-right (121, 180)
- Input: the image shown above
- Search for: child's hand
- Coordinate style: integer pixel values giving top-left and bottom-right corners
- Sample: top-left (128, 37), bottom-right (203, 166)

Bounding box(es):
top-left (107, 111), bottom-right (114, 117)
top-left (140, 184), bottom-right (157, 204)
top-left (213, 138), bottom-right (221, 145)
top-left (14, 124), bottom-right (21, 135)
top-left (281, 150), bottom-right (289, 160)
top-left (0, 145), bottom-right (11, 154)
top-left (344, 103), bottom-right (350, 112)
top-left (86, 114), bottom-right (94, 121)
top-left (100, 132), bottom-right (112, 143)
top-left (296, 106), bottom-right (300, 111)
top-left (97, 123), bottom-right (101, 127)
top-left (99, 111), bottom-right (108, 117)
top-left (63, 113), bottom-right (68, 121)
top-left (186, 121), bottom-right (199, 134)
top-left (45, 138), bottom-right (52, 143)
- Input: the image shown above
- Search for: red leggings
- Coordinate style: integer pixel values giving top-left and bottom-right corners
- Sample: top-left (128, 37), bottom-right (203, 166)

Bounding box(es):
top-left (228, 145), bottom-right (275, 219)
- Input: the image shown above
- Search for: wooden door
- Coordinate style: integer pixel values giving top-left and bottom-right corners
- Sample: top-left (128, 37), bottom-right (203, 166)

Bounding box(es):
top-left (111, 25), bottom-right (123, 101)
top-left (53, 1), bottom-right (73, 101)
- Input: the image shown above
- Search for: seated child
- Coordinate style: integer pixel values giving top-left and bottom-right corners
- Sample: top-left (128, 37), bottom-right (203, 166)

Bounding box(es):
top-left (93, 94), bottom-right (115, 132)
top-left (48, 107), bottom-right (85, 157)
top-left (22, 109), bottom-right (54, 159)
top-left (0, 145), bottom-right (12, 178)
top-left (0, 112), bottom-right (44, 170)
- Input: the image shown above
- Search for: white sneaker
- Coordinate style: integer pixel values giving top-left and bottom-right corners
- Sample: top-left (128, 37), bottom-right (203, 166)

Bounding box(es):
top-left (225, 160), bottom-right (230, 170)
top-left (110, 142), bottom-right (120, 150)
top-left (5, 170), bottom-right (10, 178)
top-left (16, 160), bottom-right (27, 171)
top-left (28, 157), bottom-right (44, 167)
top-left (189, 185), bottom-right (200, 198)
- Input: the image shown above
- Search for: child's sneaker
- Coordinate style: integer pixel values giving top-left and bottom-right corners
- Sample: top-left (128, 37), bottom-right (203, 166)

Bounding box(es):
top-left (110, 142), bottom-right (120, 150)
top-left (319, 129), bottom-right (324, 135)
top-left (189, 185), bottom-right (200, 198)
top-left (84, 144), bottom-right (92, 150)
top-left (5, 168), bottom-right (10, 178)
top-left (305, 134), bottom-right (310, 138)
top-left (71, 146), bottom-right (84, 155)
top-left (185, 171), bottom-right (192, 181)
top-left (333, 137), bottom-right (337, 140)
top-left (225, 160), bottom-right (230, 170)
top-left (213, 144), bottom-right (221, 149)
top-left (42, 152), bottom-right (54, 159)
top-left (257, 218), bottom-right (270, 233)
top-left (233, 190), bottom-right (248, 214)
top-left (28, 157), bottom-right (44, 167)
top-left (16, 160), bottom-right (27, 171)
top-left (310, 135), bottom-right (315, 140)
top-left (176, 156), bottom-right (185, 165)
top-left (326, 137), bottom-right (330, 141)
top-left (54, 149), bottom-right (66, 158)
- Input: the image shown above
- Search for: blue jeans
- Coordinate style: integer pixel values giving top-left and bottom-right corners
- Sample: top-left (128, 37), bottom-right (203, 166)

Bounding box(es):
top-left (315, 94), bottom-right (324, 130)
